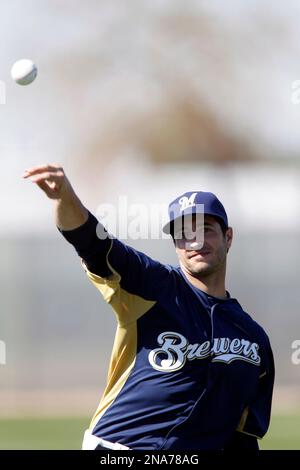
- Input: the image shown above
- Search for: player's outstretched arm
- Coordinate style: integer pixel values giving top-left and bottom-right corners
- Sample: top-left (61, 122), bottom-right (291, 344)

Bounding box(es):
top-left (22, 163), bottom-right (88, 230)
top-left (23, 163), bottom-right (171, 311)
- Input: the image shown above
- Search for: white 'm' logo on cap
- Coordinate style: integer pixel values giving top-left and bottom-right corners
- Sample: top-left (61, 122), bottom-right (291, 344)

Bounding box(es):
top-left (178, 192), bottom-right (197, 212)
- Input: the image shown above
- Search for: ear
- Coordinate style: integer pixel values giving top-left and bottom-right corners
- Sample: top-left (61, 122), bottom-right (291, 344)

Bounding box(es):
top-left (226, 227), bottom-right (233, 253)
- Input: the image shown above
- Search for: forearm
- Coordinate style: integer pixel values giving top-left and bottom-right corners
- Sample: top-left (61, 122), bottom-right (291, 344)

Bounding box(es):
top-left (23, 163), bottom-right (89, 230)
top-left (55, 192), bottom-right (89, 231)
top-left (23, 163), bottom-right (110, 275)
top-left (58, 210), bottom-right (113, 278)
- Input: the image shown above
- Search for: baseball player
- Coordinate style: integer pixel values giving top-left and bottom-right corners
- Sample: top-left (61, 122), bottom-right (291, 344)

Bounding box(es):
top-left (23, 164), bottom-right (274, 451)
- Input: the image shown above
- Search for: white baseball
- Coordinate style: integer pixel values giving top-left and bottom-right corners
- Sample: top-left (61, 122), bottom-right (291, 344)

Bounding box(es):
top-left (11, 59), bottom-right (38, 86)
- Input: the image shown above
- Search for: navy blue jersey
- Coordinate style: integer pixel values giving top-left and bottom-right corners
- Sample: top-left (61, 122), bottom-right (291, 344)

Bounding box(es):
top-left (59, 211), bottom-right (274, 451)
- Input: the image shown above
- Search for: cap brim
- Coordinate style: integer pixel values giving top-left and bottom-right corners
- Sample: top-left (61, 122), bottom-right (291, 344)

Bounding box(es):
top-left (162, 221), bottom-right (172, 235)
top-left (162, 210), bottom-right (227, 235)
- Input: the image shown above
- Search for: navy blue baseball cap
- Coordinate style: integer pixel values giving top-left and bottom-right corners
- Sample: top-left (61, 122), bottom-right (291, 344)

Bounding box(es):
top-left (162, 191), bottom-right (228, 235)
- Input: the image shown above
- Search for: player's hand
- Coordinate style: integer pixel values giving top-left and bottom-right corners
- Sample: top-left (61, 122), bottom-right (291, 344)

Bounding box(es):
top-left (22, 164), bottom-right (74, 200)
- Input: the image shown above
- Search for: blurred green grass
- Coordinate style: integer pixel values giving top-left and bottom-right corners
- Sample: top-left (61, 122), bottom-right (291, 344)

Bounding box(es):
top-left (0, 414), bottom-right (299, 449)
top-left (0, 417), bottom-right (88, 450)
top-left (260, 413), bottom-right (300, 450)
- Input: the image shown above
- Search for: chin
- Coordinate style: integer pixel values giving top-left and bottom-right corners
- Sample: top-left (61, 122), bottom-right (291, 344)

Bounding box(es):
top-left (190, 264), bottom-right (212, 275)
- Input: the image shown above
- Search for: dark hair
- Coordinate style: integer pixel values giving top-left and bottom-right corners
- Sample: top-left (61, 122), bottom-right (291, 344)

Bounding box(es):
top-left (214, 217), bottom-right (228, 237)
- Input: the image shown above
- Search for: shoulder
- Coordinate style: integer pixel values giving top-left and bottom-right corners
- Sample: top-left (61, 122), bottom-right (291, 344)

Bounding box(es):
top-left (248, 316), bottom-right (273, 360)
top-left (234, 301), bottom-right (272, 348)
top-left (236, 305), bottom-right (274, 374)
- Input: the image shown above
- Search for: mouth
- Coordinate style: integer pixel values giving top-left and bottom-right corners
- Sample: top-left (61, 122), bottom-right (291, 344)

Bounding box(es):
top-left (189, 251), bottom-right (211, 259)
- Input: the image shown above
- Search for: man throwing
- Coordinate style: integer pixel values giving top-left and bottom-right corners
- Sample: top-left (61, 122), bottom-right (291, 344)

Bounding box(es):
top-left (23, 164), bottom-right (274, 451)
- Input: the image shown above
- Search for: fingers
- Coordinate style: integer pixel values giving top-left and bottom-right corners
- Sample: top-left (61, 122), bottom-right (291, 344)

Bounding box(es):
top-left (22, 163), bottom-right (62, 179)
top-left (22, 163), bottom-right (69, 200)
top-left (35, 179), bottom-right (54, 194)
top-left (28, 171), bottom-right (63, 184)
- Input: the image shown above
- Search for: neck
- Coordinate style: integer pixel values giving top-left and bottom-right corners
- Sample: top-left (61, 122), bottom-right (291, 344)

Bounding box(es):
top-left (181, 264), bottom-right (227, 299)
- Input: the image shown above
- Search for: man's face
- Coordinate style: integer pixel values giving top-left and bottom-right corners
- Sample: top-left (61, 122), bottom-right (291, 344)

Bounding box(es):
top-left (174, 214), bottom-right (233, 277)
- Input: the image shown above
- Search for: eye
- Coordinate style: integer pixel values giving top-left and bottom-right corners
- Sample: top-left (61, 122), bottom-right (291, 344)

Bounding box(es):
top-left (173, 230), bottom-right (184, 239)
